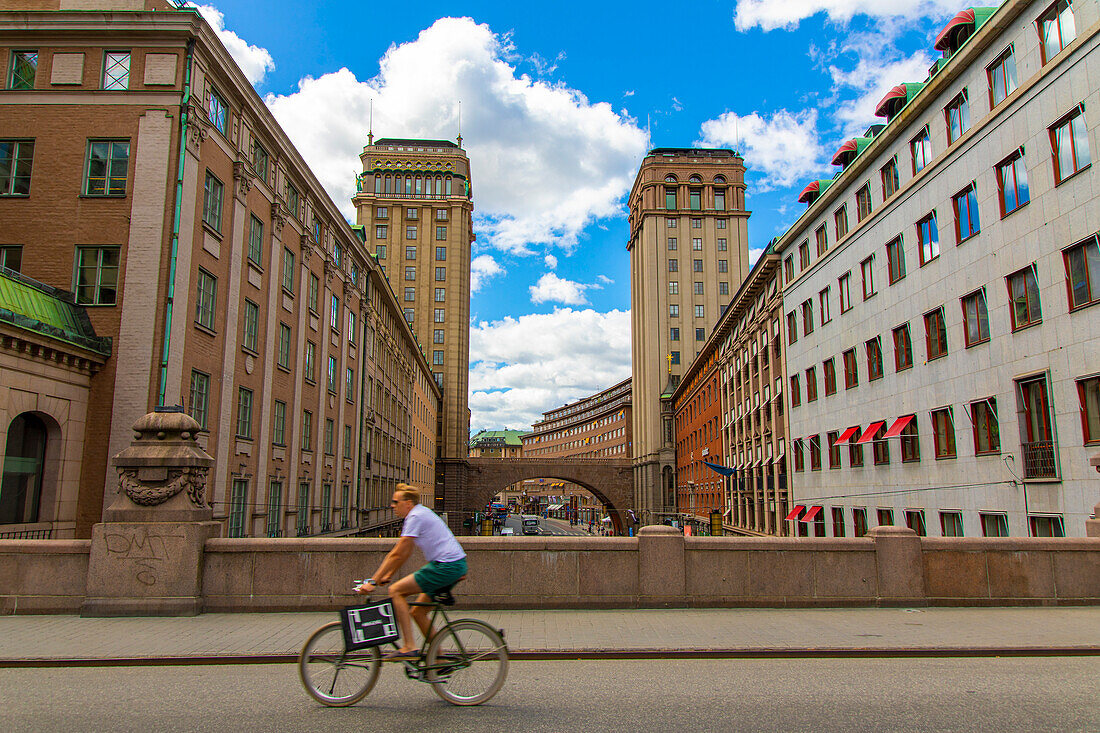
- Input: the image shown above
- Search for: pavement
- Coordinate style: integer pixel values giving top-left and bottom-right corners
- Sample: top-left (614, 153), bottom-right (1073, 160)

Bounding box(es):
top-left (1, 606), bottom-right (1099, 666)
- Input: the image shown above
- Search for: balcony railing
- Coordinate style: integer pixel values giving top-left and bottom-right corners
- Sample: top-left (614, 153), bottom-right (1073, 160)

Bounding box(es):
top-left (1022, 440), bottom-right (1058, 479)
top-left (0, 527), bottom-right (52, 539)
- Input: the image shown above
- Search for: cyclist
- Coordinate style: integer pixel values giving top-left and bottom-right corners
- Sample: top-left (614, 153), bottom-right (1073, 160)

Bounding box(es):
top-left (355, 484), bottom-right (467, 660)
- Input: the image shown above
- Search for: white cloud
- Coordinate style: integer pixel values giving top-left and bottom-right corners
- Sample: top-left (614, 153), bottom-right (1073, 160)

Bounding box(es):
top-left (529, 272), bottom-right (595, 305)
top-left (734, 0), bottom-right (960, 31)
top-left (470, 254), bottom-right (504, 293)
top-left (263, 17), bottom-right (649, 253)
top-left (544, 254), bottom-right (558, 269)
top-left (193, 4), bottom-right (274, 85)
top-left (597, 274), bottom-right (613, 284)
top-left (749, 247), bottom-right (765, 265)
top-left (469, 308), bottom-right (631, 430)
top-left (697, 109), bottom-right (828, 191)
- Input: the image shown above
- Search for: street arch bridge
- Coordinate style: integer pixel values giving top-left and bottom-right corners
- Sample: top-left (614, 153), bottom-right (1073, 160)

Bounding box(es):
top-left (438, 457), bottom-right (634, 534)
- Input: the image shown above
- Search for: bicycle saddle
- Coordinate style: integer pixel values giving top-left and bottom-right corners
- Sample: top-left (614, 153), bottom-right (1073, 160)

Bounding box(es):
top-left (432, 574), bottom-right (466, 605)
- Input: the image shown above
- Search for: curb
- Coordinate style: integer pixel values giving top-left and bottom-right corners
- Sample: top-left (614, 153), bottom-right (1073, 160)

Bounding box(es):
top-left (3, 646), bottom-right (1099, 667)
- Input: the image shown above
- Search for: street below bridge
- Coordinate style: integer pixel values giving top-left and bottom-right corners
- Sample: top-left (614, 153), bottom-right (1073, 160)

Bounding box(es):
top-left (2, 657), bottom-right (1096, 732)
top-left (501, 514), bottom-right (597, 537)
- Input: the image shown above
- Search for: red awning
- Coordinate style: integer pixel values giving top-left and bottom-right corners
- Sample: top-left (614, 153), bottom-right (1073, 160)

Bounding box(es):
top-left (802, 506), bottom-right (823, 523)
top-left (797, 181), bottom-right (820, 204)
top-left (831, 139), bottom-right (858, 166)
top-left (934, 9), bottom-right (976, 51)
top-left (855, 420), bottom-right (886, 444)
top-left (784, 505), bottom-right (805, 521)
top-left (882, 414), bottom-right (916, 439)
top-left (875, 84), bottom-right (908, 118)
top-left (834, 426), bottom-right (861, 445)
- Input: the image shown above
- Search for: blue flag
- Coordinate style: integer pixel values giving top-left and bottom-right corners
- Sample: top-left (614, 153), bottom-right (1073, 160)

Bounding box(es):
top-left (703, 460), bottom-right (736, 477)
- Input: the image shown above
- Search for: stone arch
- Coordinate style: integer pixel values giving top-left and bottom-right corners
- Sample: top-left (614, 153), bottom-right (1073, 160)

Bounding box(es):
top-left (469, 473), bottom-right (624, 534)
top-left (0, 410), bottom-right (62, 526)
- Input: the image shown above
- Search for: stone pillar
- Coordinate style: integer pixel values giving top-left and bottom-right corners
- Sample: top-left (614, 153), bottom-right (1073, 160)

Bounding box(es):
top-left (1085, 453), bottom-right (1100, 537)
top-left (870, 525), bottom-right (925, 606)
top-left (638, 525), bottom-right (685, 607)
top-left (82, 408), bottom-right (219, 617)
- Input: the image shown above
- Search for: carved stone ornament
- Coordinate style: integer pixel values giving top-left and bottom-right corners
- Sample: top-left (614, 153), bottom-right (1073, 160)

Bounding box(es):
top-left (185, 100), bottom-right (209, 155)
top-left (300, 233), bottom-right (315, 264)
top-left (271, 199), bottom-right (289, 238)
top-left (112, 408), bottom-right (215, 511)
top-left (119, 466), bottom-right (209, 507)
top-left (232, 160), bottom-right (253, 200)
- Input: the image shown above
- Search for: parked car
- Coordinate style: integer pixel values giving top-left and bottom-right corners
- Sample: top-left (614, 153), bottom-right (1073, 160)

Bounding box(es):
top-left (500, 528), bottom-right (514, 536)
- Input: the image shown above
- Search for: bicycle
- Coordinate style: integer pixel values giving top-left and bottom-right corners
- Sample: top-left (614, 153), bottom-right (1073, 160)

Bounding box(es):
top-left (297, 582), bottom-right (509, 707)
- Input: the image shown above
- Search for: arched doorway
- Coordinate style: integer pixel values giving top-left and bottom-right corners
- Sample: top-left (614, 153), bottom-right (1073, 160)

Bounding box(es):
top-left (1, 412), bottom-right (48, 524)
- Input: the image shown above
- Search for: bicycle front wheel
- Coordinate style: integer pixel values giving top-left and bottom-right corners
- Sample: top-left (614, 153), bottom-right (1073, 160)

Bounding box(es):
top-left (425, 619), bottom-right (509, 705)
top-left (298, 621), bottom-right (381, 706)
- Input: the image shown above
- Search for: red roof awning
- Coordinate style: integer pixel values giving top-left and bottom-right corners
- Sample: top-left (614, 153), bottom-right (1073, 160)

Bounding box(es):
top-left (875, 84), bottom-right (908, 118)
top-left (855, 420), bottom-right (886, 444)
top-left (802, 506), bottom-right (823, 523)
top-left (797, 181), bottom-right (820, 204)
top-left (834, 426), bottom-right (861, 445)
top-left (784, 505), bottom-right (805, 521)
top-left (882, 414), bottom-right (916, 439)
top-left (831, 139), bottom-right (858, 166)
top-left (934, 9), bottom-right (976, 51)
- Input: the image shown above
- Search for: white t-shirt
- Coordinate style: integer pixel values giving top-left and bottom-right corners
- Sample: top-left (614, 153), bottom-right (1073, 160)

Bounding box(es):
top-left (401, 504), bottom-right (466, 563)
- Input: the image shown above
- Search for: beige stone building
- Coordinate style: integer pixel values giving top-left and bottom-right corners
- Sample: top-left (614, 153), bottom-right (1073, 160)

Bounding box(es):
top-left (780, 0), bottom-right (1100, 537)
top-left (0, 0), bottom-right (439, 538)
top-left (352, 137), bottom-right (473, 463)
top-left (627, 148), bottom-right (750, 523)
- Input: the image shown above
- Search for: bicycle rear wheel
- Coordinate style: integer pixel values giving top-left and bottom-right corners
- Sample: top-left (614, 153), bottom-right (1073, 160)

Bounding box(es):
top-left (298, 621), bottom-right (381, 706)
top-left (425, 619), bottom-right (508, 705)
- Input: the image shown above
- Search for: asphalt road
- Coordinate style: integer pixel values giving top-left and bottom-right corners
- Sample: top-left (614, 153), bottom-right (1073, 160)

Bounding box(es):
top-left (2, 657), bottom-right (1097, 732)
top-left (501, 514), bottom-right (593, 537)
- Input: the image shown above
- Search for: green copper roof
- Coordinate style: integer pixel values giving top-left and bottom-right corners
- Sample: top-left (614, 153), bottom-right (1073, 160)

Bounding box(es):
top-left (469, 429), bottom-right (525, 447)
top-left (0, 269), bottom-right (112, 357)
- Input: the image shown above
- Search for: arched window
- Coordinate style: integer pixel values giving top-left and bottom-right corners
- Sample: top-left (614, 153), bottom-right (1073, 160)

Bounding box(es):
top-left (425, 177), bottom-right (433, 196)
top-left (688, 174), bottom-right (702, 183)
top-left (405, 176), bottom-right (412, 195)
top-left (445, 176), bottom-right (452, 195)
top-left (384, 175), bottom-right (391, 193)
top-left (714, 175), bottom-right (726, 184)
top-left (373, 175), bottom-right (381, 194)
top-left (664, 174), bottom-right (677, 183)
top-left (1, 413), bottom-right (48, 524)
top-left (415, 177), bottom-right (423, 196)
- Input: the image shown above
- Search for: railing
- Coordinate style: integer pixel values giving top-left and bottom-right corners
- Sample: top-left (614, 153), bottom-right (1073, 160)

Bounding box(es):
top-left (0, 528), bottom-right (53, 539)
top-left (1022, 441), bottom-right (1058, 479)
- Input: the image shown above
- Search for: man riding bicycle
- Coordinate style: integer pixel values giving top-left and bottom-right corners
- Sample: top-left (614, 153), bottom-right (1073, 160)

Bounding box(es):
top-left (355, 484), bottom-right (467, 660)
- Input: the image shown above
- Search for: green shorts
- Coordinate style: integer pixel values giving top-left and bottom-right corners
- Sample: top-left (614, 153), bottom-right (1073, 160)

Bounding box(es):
top-left (414, 558), bottom-right (468, 595)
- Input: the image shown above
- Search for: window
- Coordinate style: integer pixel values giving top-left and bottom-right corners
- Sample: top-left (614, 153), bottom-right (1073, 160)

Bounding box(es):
top-left (435, 209), bottom-right (448, 221)
top-left (285, 183), bottom-right (300, 220)
top-left (1030, 515), bottom-right (1065, 537)
top-left (793, 439), bottom-right (804, 471)
top-left (435, 246), bottom-right (447, 261)
top-left (1064, 236), bottom-right (1100, 309)
top-left (900, 416), bottom-right (919, 462)
top-left (823, 358), bottom-right (837, 396)
top-left (242, 299), bottom-right (259, 352)
top-left (375, 205), bottom-right (388, 219)
top-left (924, 307), bottom-right (948, 360)
top-left (881, 156), bottom-right (900, 199)
top-left (932, 408), bottom-right (956, 458)
top-left (866, 337), bottom-right (883, 381)
top-left (940, 511), bottom-right (964, 537)
top-left (1051, 106), bottom-right (1091, 183)
top-left (692, 218), bottom-right (702, 228)
top-left (1017, 375), bottom-right (1057, 478)
top-left (405, 266), bottom-right (416, 281)
top-left (893, 324), bottom-right (913, 371)
top-left (849, 437), bottom-right (865, 468)
top-left (327, 355), bottom-right (338, 393)
top-left (828, 432), bottom-right (842, 469)
top-left (972, 398), bottom-right (1001, 454)
top-left (74, 246), bottom-right (120, 305)
top-left (806, 367), bottom-right (818, 402)
top-left (860, 256), bottom-right (875, 300)
top-left (917, 213), bottom-right (939, 265)
top-left (853, 508), bottom-right (868, 536)
top-left (403, 308), bottom-right (414, 322)
top-left (670, 327), bottom-right (680, 341)
top-left (434, 308), bottom-right (445, 323)
top-left (228, 479), bottom-right (247, 538)
top-left (819, 287), bottom-right (831, 324)
top-left (433, 350), bottom-right (444, 366)
top-left (375, 225), bottom-right (388, 240)
top-left (886, 237), bottom-right (906, 284)
top-left (790, 375), bottom-right (801, 407)
top-left (784, 256), bottom-right (794, 283)
top-left (265, 481), bottom-right (282, 538)
top-left (905, 510), bottom-right (927, 536)
top-left (296, 482), bottom-right (310, 535)
top-left (85, 140), bottom-right (129, 196)
top-left (0, 245), bottom-right (21, 271)
top-left (665, 187), bottom-right (677, 209)
top-left (714, 188), bottom-right (726, 210)
top-left (304, 341), bottom-right (316, 382)
top-left (945, 91), bottom-right (970, 144)
top-left (843, 348), bottom-right (858, 389)
top-left (670, 351), bottom-right (680, 365)
top-left (801, 300), bottom-right (814, 335)
top-left (405, 225), bottom-right (417, 240)
top-left (692, 238), bottom-right (702, 251)
top-left (308, 273), bottom-right (319, 313)
top-left (786, 311), bottom-right (797, 344)
top-left (872, 422), bottom-right (889, 465)
top-left (953, 185), bottom-right (981, 242)
top-left (799, 241), bottom-right (810, 269)
top-left (962, 290), bottom-right (990, 347)
top-left (718, 260), bottom-right (728, 273)
top-left (188, 370), bottom-right (210, 429)
top-left (435, 267), bottom-right (446, 281)
top-left (839, 272), bottom-right (852, 313)
top-left (277, 323), bottom-right (292, 369)
top-left (980, 513), bottom-right (1008, 537)
top-left (833, 207), bottom-right (848, 240)
top-left (911, 127), bottom-right (932, 174)
top-left (346, 368), bottom-right (355, 398)
top-left (195, 268), bottom-right (216, 328)
top-left (877, 509), bottom-right (894, 527)
top-left (0, 140), bottom-right (33, 196)
top-left (669, 281), bottom-right (679, 295)
top-left (202, 171), bottom-right (223, 231)
top-left (988, 47), bottom-right (1018, 107)
top-left (404, 245), bottom-right (416, 260)
top-left (667, 237), bottom-right (678, 251)
top-left (434, 329), bottom-right (444, 344)
top-left (692, 282), bottom-right (704, 295)
top-left (1007, 265), bottom-right (1042, 329)
top-left (244, 215), bottom-right (264, 266)
top-left (717, 238), bottom-right (727, 251)
top-left (435, 287), bottom-right (445, 302)
top-left (670, 304), bottom-right (680, 318)
top-left (252, 142), bottom-right (269, 183)
top-left (324, 419), bottom-right (335, 455)
top-left (668, 258), bottom-right (678, 272)
top-left (8, 50), bottom-right (36, 89)
top-left (236, 387), bottom-right (253, 439)
top-left (694, 305), bottom-right (704, 318)
top-left (816, 226), bottom-right (828, 257)
top-left (406, 207), bottom-right (418, 220)
top-left (1077, 377), bottom-right (1100, 444)
top-left (1038, 0), bottom-right (1076, 63)
top-left (330, 294), bottom-right (340, 331)
top-left (856, 184), bottom-right (872, 222)
top-left (208, 87), bottom-right (228, 135)
top-left (282, 248), bottom-right (295, 293)
top-left (717, 218), bottom-right (726, 229)
top-left (693, 259), bottom-right (703, 273)
top-left (436, 226), bottom-right (447, 240)
top-left (344, 426), bottom-right (353, 459)
top-left (102, 50), bottom-right (129, 90)
top-left (997, 149), bottom-right (1030, 215)
top-left (809, 436), bottom-right (822, 470)
top-left (831, 506), bottom-right (846, 535)
top-left (667, 217), bottom-right (677, 228)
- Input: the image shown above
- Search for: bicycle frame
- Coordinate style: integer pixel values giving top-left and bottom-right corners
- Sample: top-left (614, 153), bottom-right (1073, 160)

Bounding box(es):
top-left (380, 599), bottom-right (472, 680)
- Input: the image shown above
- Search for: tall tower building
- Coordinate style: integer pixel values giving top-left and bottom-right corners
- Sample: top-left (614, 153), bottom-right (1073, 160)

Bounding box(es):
top-left (627, 148), bottom-right (749, 523)
top-left (354, 138), bottom-right (473, 463)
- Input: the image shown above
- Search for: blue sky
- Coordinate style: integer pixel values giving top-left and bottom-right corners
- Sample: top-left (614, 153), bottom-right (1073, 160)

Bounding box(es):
top-left (194, 0), bottom-right (971, 430)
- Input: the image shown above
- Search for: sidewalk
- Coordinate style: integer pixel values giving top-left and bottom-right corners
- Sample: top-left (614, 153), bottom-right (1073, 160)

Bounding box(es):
top-left (2, 607), bottom-right (1099, 665)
